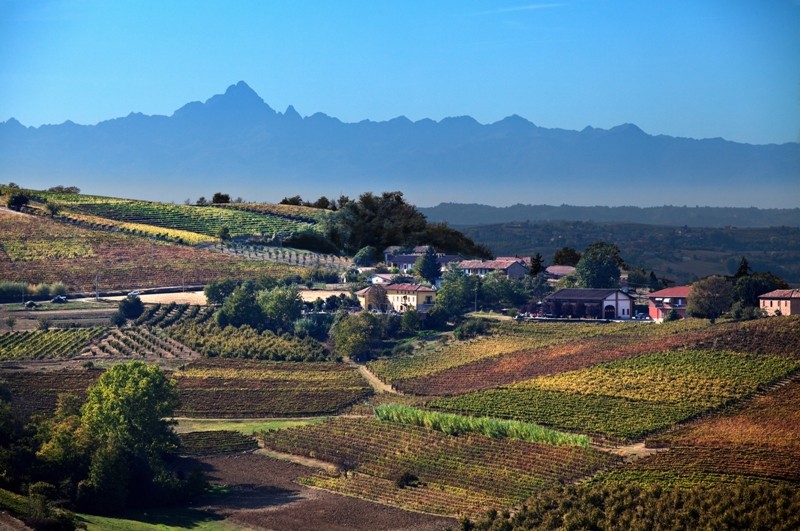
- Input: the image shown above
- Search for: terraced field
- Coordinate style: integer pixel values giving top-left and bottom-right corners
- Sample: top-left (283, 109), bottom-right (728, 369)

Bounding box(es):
top-left (259, 417), bottom-right (621, 517)
top-left (0, 210), bottom-right (303, 291)
top-left (0, 328), bottom-right (106, 360)
top-left (430, 349), bottom-right (800, 440)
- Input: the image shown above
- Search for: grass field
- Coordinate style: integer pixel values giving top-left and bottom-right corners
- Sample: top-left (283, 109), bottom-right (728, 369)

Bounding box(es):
top-left (174, 417), bottom-right (325, 434)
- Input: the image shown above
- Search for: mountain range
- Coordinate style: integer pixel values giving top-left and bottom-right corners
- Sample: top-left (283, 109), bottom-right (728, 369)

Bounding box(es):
top-left (1, 81), bottom-right (798, 207)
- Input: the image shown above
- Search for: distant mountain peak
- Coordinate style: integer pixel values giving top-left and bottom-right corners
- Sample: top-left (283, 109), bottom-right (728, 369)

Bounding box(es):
top-left (211, 80), bottom-right (266, 107)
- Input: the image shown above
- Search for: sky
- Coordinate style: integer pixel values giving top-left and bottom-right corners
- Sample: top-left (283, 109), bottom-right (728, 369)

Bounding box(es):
top-left (1, 0), bottom-right (799, 146)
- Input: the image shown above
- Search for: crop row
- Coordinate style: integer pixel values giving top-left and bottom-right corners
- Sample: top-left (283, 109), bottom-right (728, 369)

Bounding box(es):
top-left (82, 327), bottom-right (200, 360)
top-left (55, 211), bottom-right (217, 245)
top-left (217, 202), bottom-right (328, 223)
top-left (430, 350), bottom-right (799, 440)
top-left (168, 321), bottom-right (329, 361)
top-left (70, 200), bottom-right (315, 238)
top-left (0, 369), bottom-right (101, 418)
top-left (178, 430), bottom-right (259, 455)
top-left (0, 328), bottom-right (106, 361)
top-left (259, 417), bottom-right (620, 516)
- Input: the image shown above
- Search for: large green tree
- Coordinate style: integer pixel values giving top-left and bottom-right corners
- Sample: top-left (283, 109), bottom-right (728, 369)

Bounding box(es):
top-left (216, 281), bottom-right (264, 329)
top-left (435, 269), bottom-right (479, 318)
top-left (257, 285), bottom-right (304, 334)
top-left (575, 242), bottom-right (623, 289)
top-left (414, 247), bottom-right (441, 284)
top-left (687, 275), bottom-right (734, 322)
top-left (734, 271), bottom-right (787, 308)
top-left (552, 247), bottom-right (581, 266)
top-left (37, 362), bottom-right (196, 513)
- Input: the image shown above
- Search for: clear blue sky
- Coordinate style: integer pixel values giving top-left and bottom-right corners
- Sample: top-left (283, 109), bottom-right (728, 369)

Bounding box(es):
top-left (1, 0), bottom-right (798, 145)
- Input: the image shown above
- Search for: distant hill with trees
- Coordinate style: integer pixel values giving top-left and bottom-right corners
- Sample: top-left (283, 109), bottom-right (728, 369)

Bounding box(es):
top-left (460, 220), bottom-right (800, 285)
top-left (419, 203), bottom-right (800, 228)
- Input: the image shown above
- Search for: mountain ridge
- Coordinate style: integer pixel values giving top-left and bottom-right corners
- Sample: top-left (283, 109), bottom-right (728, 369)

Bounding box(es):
top-left (1, 81), bottom-right (798, 207)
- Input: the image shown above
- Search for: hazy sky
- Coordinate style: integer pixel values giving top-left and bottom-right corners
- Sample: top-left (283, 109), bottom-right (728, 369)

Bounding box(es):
top-left (2, 0), bottom-right (798, 145)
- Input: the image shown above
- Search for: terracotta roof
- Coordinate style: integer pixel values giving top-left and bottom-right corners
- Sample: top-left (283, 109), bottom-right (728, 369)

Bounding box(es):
top-left (386, 283), bottom-right (436, 292)
top-left (496, 256), bottom-right (532, 264)
top-left (759, 289), bottom-right (800, 299)
top-left (649, 286), bottom-right (692, 298)
top-left (545, 288), bottom-right (633, 301)
top-left (356, 285), bottom-right (386, 296)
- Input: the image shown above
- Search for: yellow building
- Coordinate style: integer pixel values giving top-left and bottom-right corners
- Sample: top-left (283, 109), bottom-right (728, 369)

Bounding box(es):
top-left (759, 289), bottom-right (800, 316)
top-left (356, 283), bottom-right (436, 313)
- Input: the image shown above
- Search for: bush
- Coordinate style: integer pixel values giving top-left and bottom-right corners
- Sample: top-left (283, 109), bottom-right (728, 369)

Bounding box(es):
top-left (663, 308), bottom-right (681, 322)
top-left (393, 471), bottom-right (419, 489)
top-left (0, 281), bottom-right (26, 302)
top-left (453, 318), bottom-right (491, 339)
top-left (118, 296), bottom-right (144, 320)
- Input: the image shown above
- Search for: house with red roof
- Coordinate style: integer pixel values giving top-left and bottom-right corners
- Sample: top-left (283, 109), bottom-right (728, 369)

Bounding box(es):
top-left (648, 286), bottom-right (692, 321)
top-left (759, 289), bottom-right (800, 316)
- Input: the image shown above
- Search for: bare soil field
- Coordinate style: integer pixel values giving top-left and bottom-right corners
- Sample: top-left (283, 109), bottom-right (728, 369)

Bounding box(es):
top-left (188, 453), bottom-right (456, 531)
top-left (102, 291), bottom-right (207, 305)
top-left (299, 289), bottom-right (349, 302)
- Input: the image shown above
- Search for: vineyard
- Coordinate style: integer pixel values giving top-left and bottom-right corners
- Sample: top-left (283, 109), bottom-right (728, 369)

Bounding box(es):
top-left (430, 349), bottom-right (800, 440)
top-left (168, 320), bottom-right (329, 361)
top-left (0, 328), bottom-right (106, 360)
top-left (174, 359), bottom-right (371, 418)
top-left (369, 319), bottom-right (716, 395)
top-left (179, 430), bottom-right (259, 456)
top-left (259, 417), bottom-right (621, 517)
top-left (0, 210), bottom-right (303, 292)
top-left (52, 196), bottom-right (317, 238)
top-left (0, 368), bottom-right (101, 418)
top-left (79, 326), bottom-right (200, 360)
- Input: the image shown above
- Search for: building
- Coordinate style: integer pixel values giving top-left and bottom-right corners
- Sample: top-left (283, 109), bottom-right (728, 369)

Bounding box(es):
top-left (545, 265), bottom-right (576, 280)
top-left (544, 288), bottom-right (634, 319)
top-left (648, 286), bottom-right (692, 321)
top-left (759, 289), bottom-right (800, 316)
top-left (356, 283), bottom-right (436, 313)
top-left (458, 259), bottom-right (528, 280)
top-left (368, 273), bottom-right (399, 285)
top-left (382, 246), bottom-right (462, 274)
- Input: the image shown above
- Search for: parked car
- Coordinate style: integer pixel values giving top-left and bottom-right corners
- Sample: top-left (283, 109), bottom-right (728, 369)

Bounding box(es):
top-left (128, 290), bottom-right (141, 297)
top-left (50, 295), bottom-right (67, 303)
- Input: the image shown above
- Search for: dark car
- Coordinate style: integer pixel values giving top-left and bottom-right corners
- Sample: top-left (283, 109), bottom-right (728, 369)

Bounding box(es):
top-left (51, 295), bottom-right (68, 303)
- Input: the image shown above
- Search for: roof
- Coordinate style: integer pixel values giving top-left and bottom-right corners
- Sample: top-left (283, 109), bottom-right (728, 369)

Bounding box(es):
top-left (369, 273), bottom-right (397, 281)
top-left (759, 289), bottom-right (800, 299)
top-left (459, 259), bottom-right (526, 271)
top-left (545, 288), bottom-right (634, 301)
top-left (496, 256), bottom-right (532, 265)
top-left (649, 286), bottom-right (692, 298)
top-left (356, 285), bottom-right (386, 296)
top-left (385, 283), bottom-right (436, 292)
top-left (546, 265), bottom-right (576, 276)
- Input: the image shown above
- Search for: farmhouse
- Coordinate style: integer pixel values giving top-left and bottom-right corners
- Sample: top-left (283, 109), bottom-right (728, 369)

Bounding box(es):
top-left (368, 273), bottom-right (399, 285)
top-left (458, 259), bottom-right (528, 280)
top-left (648, 286), bottom-right (692, 321)
top-left (356, 283), bottom-right (436, 313)
top-left (383, 246), bottom-right (462, 273)
top-left (544, 288), bottom-right (634, 319)
top-left (759, 289), bottom-right (800, 316)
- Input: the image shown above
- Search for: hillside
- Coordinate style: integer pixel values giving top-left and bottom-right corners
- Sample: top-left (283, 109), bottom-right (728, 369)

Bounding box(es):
top-left (1, 81), bottom-right (798, 208)
top-left (460, 220), bottom-right (800, 285)
top-left (419, 203), bottom-right (800, 228)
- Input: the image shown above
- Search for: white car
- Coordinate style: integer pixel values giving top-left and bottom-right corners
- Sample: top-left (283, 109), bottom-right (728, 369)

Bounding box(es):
top-left (128, 290), bottom-right (141, 297)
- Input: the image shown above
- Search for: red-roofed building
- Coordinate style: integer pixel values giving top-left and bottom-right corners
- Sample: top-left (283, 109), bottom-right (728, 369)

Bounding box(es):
top-left (759, 289), bottom-right (800, 316)
top-left (648, 286), bottom-right (692, 321)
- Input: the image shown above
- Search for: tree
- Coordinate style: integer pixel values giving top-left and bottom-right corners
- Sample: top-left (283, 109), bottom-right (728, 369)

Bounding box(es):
top-left (734, 272), bottom-right (787, 308)
top-left (733, 257), bottom-right (752, 279)
top-left (481, 271), bottom-right (527, 308)
top-left (44, 201), bottom-right (60, 216)
top-left (217, 225), bottom-right (231, 241)
top-left (330, 311), bottom-right (381, 360)
top-left (204, 279), bottom-right (239, 305)
top-left (414, 247), bottom-right (441, 285)
top-left (687, 275), bottom-right (734, 322)
top-left (78, 362), bottom-right (180, 512)
top-left (552, 247), bottom-right (581, 266)
top-left (311, 196), bottom-right (331, 209)
top-left (257, 285), bottom-right (304, 334)
top-left (118, 295), bottom-right (144, 320)
top-left (529, 253), bottom-right (544, 276)
top-left (216, 281), bottom-right (264, 329)
top-left (353, 246), bottom-right (377, 267)
top-left (195, 197), bottom-right (208, 206)
top-left (4, 317), bottom-right (15, 331)
top-left (575, 243), bottom-right (622, 289)
top-left (401, 308), bottom-right (421, 333)
top-left (435, 268), bottom-right (479, 318)
top-left (7, 192), bottom-right (29, 210)
top-left (211, 192), bottom-right (230, 204)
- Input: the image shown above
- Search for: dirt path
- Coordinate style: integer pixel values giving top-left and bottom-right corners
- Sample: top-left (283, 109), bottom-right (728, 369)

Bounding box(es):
top-left (602, 442), bottom-right (666, 461)
top-left (345, 357), bottom-right (401, 395)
